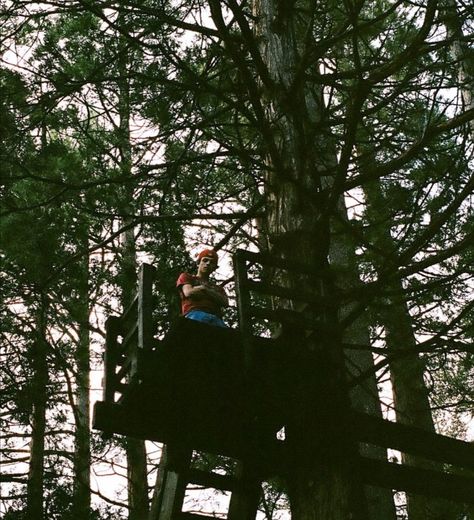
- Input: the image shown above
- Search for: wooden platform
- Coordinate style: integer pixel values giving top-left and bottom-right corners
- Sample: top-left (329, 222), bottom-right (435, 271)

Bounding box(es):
top-left (93, 317), bottom-right (289, 461)
top-left (92, 259), bottom-right (474, 512)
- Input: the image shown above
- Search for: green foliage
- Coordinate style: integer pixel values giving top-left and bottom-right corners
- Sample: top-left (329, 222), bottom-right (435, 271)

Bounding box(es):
top-left (1, 0), bottom-right (474, 518)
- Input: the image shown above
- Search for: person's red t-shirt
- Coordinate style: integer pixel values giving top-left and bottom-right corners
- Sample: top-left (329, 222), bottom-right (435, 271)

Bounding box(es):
top-left (176, 272), bottom-right (226, 317)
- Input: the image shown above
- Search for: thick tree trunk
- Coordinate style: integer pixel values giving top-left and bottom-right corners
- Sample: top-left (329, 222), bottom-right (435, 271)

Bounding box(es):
top-left (26, 296), bottom-right (48, 520)
top-left (73, 261), bottom-right (91, 520)
top-left (126, 437), bottom-right (150, 520)
top-left (120, 175), bottom-right (150, 520)
top-left (253, 1), bottom-right (368, 518)
top-left (149, 446), bottom-right (169, 520)
top-left (442, 8), bottom-right (474, 517)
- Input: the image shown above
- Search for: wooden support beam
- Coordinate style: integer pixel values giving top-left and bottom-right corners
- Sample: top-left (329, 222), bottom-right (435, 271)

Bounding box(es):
top-left (103, 317), bottom-right (122, 403)
top-left (179, 513), bottom-right (223, 520)
top-left (121, 294), bottom-right (138, 330)
top-left (235, 248), bottom-right (327, 277)
top-left (233, 249), bottom-right (255, 370)
top-left (360, 457), bottom-right (474, 504)
top-left (114, 362), bottom-right (133, 387)
top-left (186, 468), bottom-right (235, 492)
top-left (121, 322), bottom-right (138, 351)
top-left (227, 462), bottom-right (261, 520)
top-left (353, 411), bottom-right (474, 471)
top-left (138, 263), bottom-right (155, 352)
top-left (155, 444), bottom-right (193, 520)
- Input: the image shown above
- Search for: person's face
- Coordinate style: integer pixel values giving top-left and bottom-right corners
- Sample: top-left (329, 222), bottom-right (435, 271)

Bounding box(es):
top-left (198, 256), bottom-right (217, 276)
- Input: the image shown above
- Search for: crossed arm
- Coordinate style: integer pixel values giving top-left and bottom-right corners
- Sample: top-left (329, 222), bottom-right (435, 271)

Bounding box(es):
top-left (182, 283), bottom-right (229, 307)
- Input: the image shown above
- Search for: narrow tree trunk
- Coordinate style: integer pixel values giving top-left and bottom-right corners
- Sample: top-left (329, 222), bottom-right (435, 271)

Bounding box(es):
top-left (26, 294), bottom-right (48, 520)
top-left (329, 196), bottom-right (397, 520)
top-left (73, 259), bottom-right (91, 520)
top-left (363, 178), bottom-right (458, 519)
top-left (116, 19), bottom-right (149, 518)
top-left (443, 7), bottom-right (474, 517)
top-left (443, 0), bottom-right (474, 136)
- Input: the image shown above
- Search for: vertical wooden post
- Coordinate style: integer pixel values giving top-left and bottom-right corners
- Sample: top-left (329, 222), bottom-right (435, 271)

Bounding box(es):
top-left (103, 316), bottom-right (121, 404)
top-left (233, 249), bottom-right (254, 371)
top-left (227, 462), bottom-right (262, 520)
top-left (138, 263), bottom-right (155, 351)
top-left (154, 444), bottom-right (192, 520)
top-left (230, 250), bottom-right (262, 520)
top-left (135, 263), bottom-right (155, 384)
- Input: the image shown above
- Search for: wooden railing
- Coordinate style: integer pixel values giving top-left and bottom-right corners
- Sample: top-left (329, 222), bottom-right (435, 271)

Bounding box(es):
top-left (102, 263), bottom-right (155, 404)
top-left (234, 249), bottom-right (474, 505)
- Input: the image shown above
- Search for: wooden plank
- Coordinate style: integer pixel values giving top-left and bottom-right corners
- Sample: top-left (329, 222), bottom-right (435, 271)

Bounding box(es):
top-left (120, 322), bottom-right (138, 352)
top-left (235, 248), bottom-right (326, 277)
top-left (93, 400), bottom-right (160, 440)
top-left (245, 279), bottom-right (328, 307)
top-left (138, 263), bottom-right (155, 352)
top-left (353, 411), bottom-right (474, 471)
top-left (158, 444), bottom-right (193, 520)
top-left (92, 401), bottom-right (286, 470)
top-left (122, 293), bottom-right (139, 322)
top-left (233, 250), bottom-right (255, 371)
top-left (115, 357), bottom-right (133, 384)
top-left (92, 400), bottom-right (233, 458)
top-left (227, 461), bottom-right (261, 520)
top-left (360, 457), bottom-right (474, 504)
top-left (114, 381), bottom-right (128, 393)
top-left (179, 513), bottom-right (224, 520)
top-left (103, 317), bottom-right (122, 403)
top-left (186, 468), bottom-right (235, 491)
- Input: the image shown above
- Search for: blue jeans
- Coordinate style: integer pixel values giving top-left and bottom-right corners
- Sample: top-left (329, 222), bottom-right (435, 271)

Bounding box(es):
top-left (185, 310), bottom-right (227, 328)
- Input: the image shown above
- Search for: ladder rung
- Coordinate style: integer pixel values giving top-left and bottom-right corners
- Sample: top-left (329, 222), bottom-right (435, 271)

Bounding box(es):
top-left (179, 513), bottom-right (223, 520)
top-left (245, 279), bottom-right (326, 306)
top-left (186, 468), bottom-right (235, 491)
top-left (249, 306), bottom-right (321, 330)
top-left (235, 248), bottom-right (326, 277)
top-left (115, 357), bottom-right (133, 382)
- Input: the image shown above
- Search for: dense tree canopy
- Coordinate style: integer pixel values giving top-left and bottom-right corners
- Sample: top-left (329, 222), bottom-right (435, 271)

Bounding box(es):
top-left (1, 0), bottom-right (473, 519)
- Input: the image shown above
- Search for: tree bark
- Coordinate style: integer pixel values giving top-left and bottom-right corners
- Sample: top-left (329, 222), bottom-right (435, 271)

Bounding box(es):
top-left (329, 196), bottom-right (397, 520)
top-left (252, 1), bottom-right (369, 518)
top-left (26, 294), bottom-right (48, 520)
top-left (72, 258), bottom-right (91, 520)
top-left (116, 18), bottom-right (150, 518)
top-left (443, 0), bottom-right (474, 136)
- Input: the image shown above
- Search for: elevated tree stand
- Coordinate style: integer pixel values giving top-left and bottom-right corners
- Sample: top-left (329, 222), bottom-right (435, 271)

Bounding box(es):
top-left (93, 252), bottom-right (474, 519)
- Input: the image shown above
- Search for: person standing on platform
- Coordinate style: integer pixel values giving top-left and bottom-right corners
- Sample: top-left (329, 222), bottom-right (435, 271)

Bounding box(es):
top-left (176, 249), bottom-right (228, 327)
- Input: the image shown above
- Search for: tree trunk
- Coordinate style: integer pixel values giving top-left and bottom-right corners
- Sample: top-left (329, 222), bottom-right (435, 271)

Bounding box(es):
top-left (26, 294), bottom-right (48, 520)
top-left (442, 7), bottom-right (474, 517)
top-left (329, 196), bottom-right (397, 520)
top-left (73, 259), bottom-right (91, 520)
top-left (116, 19), bottom-right (150, 518)
top-left (252, 1), bottom-right (368, 518)
top-left (363, 178), bottom-right (458, 520)
top-left (443, 0), bottom-right (474, 136)
top-left (149, 445), bottom-right (169, 520)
